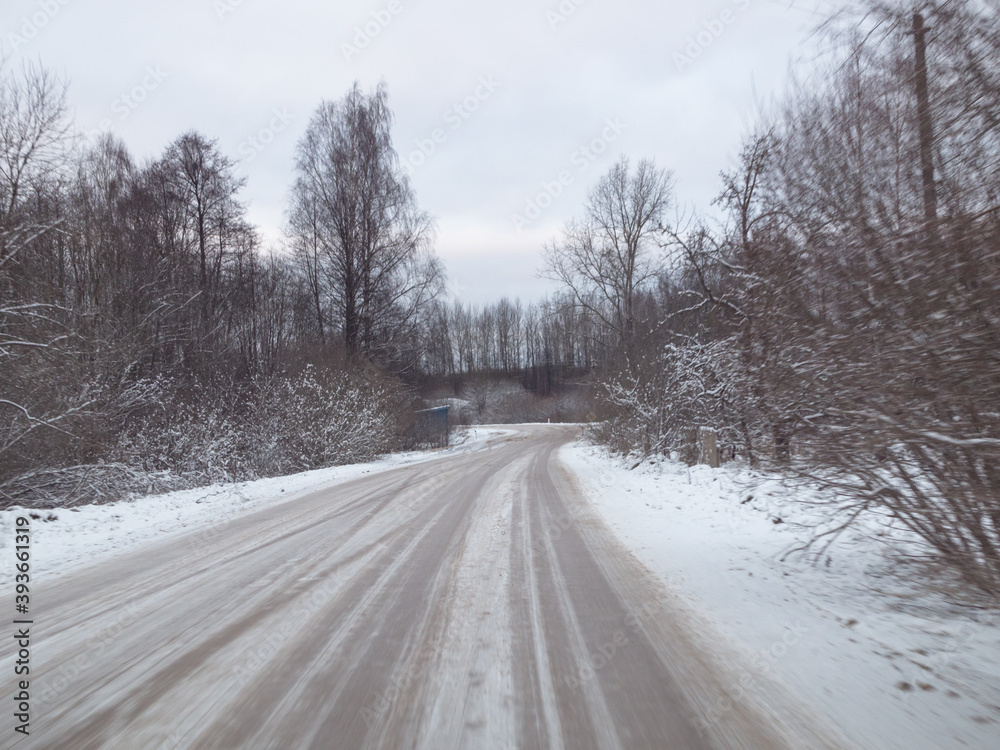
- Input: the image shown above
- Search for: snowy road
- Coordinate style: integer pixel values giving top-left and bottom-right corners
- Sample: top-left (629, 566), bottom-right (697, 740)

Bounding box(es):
top-left (4, 425), bottom-right (844, 749)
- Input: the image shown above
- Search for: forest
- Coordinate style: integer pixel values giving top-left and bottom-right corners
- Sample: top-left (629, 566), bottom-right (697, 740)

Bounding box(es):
top-left (2, 0), bottom-right (998, 593)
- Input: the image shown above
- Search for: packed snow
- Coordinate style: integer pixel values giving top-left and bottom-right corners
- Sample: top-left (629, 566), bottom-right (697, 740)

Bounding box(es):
top-left (560, 441), bottom-right (1000, 750)
top-left (0, 427), bottom-right (514, 589)
top-left (5, 426), bottom-right (998, 750)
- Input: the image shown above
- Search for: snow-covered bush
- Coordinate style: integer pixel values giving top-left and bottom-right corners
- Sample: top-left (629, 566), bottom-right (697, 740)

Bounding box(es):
top-left (597, 337), bottom-right (757, 461)
top-left (1, 364), bottom-right (408, 509)
top-left (112, 380), bottom-right (255, 487)
top-left (252, 364), bottom-right (404, 475)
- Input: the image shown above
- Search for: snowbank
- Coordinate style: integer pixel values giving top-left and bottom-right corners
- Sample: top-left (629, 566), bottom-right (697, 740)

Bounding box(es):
top-left (560, 442), bottom-right (1000, 750)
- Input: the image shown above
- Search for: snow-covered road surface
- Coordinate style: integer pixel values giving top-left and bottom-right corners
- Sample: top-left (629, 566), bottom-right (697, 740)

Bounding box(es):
top-left (2, 425), bottom-right (846, 749)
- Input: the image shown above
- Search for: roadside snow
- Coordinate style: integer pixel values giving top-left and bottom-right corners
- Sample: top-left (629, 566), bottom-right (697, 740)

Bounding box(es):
top-left (560, 442), bottom-right (1000, 750)
top-left (0, 427), bottom-right (514, 589)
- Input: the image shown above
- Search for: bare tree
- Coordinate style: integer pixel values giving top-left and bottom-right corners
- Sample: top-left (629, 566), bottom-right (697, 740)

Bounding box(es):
top-left (288, 82), bottom-right (440, 367)
top-left (0, 61), bottom-right (68, 255)
top-left (160, 131), bottom-right (248, 336)
top-left (543, 156), bottom-right (672, 363)
top-left (665, 0), bottom-right (1000, 593)
top-left (0, 61), bottom-right (73, 480)
top-left (288, 190), bottom-right (328, 348)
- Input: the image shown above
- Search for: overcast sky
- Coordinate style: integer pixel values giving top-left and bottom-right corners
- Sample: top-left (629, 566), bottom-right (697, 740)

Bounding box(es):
top-left (4, 0), bottom-right (828, 304)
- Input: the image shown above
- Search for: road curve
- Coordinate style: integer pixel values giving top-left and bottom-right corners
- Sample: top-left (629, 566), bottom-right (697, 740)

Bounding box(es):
top-left (3, 425), bottom-right (845, 749)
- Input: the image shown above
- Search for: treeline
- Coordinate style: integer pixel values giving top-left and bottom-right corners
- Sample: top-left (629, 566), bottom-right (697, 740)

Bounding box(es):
top-left (0, 74), bottom-right (438, 507)
top-left (421, 295), bottom-right (603, 384)
top-left (414, 294), bottom-right (604, 424)
top-left (550, 1), bottom-right (1000, 593)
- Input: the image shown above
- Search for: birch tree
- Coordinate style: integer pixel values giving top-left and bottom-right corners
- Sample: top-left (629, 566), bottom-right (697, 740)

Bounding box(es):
top-left (543, 157), bottom-right (672, 364)
top-left (288, 82), bottom-right (440, 368)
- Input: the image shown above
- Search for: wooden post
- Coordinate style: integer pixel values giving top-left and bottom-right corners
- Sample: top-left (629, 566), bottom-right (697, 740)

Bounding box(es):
top-left (698, 428), bottom-right (720, 468)
top-left (682, 427), bottom-right (698, 466)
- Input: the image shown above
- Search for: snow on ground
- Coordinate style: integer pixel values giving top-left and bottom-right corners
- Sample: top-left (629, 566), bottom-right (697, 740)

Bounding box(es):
top-left (560, 441), bottom-right (1000, 750)
top-left (0, 427), bottom-right (514, 589)
top-left (6, 425), bottom-right (998, 748)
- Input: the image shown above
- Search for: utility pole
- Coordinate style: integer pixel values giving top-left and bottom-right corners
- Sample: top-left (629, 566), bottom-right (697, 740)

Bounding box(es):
top-left (913, 11), bottom-right (938, 233)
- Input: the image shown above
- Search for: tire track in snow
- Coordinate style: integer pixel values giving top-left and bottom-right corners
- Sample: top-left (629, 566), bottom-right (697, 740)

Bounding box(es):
top-left (1, 425), bottom-right (851, 749)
